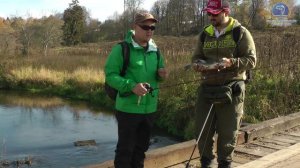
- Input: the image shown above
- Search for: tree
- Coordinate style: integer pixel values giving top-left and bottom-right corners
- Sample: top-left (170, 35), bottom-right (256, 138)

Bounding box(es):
top-left (152, 0), bottom-right (205, 36)
top-left (248, 0), bottom-right (267, 29)
top-left (295, 5), bottom-right (300, 24)
top-left (151, 0), bottom-right (170, 34)
top-left (37, 16), bottom-right (63, 56)
top-left (125, 0), bottom-right (144, 22)
top-left (100, 19), bottom-right (124, 40)
top-left (62, 0), bottom-right (85, 46)
top-left (233, 1), bottom-right (251, 26)
top-left (121, 0), bottom-right (144, 36)
top-left (10, 17), bottom-right (39, 56)
top-left (0, 18), bottom-right (16, 55)
top-left (82, 18), bottom-right (101, 43)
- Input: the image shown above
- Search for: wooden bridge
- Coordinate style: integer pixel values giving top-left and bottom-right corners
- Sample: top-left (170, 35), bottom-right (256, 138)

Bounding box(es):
top-left (86, 112), bottom-right (300, 168)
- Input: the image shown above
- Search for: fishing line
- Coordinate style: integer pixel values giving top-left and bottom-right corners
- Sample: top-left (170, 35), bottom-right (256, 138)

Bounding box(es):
top-left (152, 60), bottom-right (300, 91)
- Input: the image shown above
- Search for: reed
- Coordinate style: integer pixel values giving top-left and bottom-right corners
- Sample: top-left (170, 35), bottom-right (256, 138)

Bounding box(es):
top-left (0, 27), bottom-right (300, 139)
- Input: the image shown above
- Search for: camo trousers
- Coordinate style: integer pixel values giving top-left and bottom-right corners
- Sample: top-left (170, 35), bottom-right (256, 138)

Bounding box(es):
top-left (195, 81), bottom-right (245, 163)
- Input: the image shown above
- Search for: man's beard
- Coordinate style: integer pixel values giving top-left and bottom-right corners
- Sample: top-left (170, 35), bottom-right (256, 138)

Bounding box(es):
top-left (210, 19), bottom-right (221, 27)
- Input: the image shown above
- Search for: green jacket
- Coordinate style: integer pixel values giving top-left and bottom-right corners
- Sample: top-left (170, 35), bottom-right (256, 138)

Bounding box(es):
top-left (104, 30), bottom-right (165, 114)
top-left (192, 17), bottom-right (256, 85)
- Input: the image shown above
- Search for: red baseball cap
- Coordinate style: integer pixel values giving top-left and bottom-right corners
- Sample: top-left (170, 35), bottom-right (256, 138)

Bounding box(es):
top-left (203, 0), bottom-right (230, 15)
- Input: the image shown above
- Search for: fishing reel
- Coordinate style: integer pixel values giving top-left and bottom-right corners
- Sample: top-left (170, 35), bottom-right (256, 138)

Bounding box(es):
top-left (143, 83), bottom-right (154, 97)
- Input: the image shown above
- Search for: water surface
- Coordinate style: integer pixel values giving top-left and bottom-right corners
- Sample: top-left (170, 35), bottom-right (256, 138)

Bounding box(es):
top-left (0, 91), bottom-right (178, 168)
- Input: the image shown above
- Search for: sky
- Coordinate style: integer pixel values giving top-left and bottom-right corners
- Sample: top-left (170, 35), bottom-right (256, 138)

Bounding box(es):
top-left (0, 0), bottom-right (155, 22)
top-left (0, 0), bottom-right (300, 22)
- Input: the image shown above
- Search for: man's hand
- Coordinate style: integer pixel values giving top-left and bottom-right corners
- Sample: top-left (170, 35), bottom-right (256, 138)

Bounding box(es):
top-left (218, 58), bottom-right (233, 69)
top-left (192, 63), bottom-right (207, 72)
top-left (132, 83), bottom-right (149, 96)
top-left (157, 68), bottom-right (168, 79)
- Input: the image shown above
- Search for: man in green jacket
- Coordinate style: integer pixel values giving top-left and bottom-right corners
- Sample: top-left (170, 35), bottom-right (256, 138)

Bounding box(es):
top-left (191, 0), bottom-right (256, 167)
top-left (104, 12), bottom-right (167, 168)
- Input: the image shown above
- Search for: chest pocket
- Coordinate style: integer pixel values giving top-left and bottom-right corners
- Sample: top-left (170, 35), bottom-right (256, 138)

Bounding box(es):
top-left (203, 34), bottom-right (236, 59)
top-left (218, 34), bottom-right (236, 48)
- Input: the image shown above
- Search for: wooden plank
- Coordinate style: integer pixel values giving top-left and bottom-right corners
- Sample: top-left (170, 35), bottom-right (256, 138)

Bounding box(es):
top-left (286, 125), bottom-right (300, 133)
top-left (278, 132), bottom-right (300, 139)
top-left (239, 112), bottom-right (300, 143)
top-left (237, 131), bottom-right (246, 144)
top-left (85, 140), bottom-right (200, 168)
top-left (286, 132), bottom-right (300, 137)
top-left (234, 146), bottom-right (272, 157)
top-left (232, 162), bottom-right (242, 167)
top-left (236, 142), bottom-right (300, 168)
top-left (268, 136), bottom-right (298, 144)
top-left (249, 141), bottom-right (285, 150)
top-left (233, 154), bottom-right (254, 164)
top-left (258, 137), bottom-right (291, 147)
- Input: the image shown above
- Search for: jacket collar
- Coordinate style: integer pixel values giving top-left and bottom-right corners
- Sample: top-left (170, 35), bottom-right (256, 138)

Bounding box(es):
top-left (204, 17), bottom-right (237, 37)
top-left (125, 30), bottom-right (158, 52)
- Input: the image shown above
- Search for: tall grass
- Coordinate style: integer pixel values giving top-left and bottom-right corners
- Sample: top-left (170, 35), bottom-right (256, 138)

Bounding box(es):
top-left (0, 44), bottom-right (109, 106)
top-left (156, 28), bottom-right (300, 139)
top-left (0, 27), bottom-right (300, 139)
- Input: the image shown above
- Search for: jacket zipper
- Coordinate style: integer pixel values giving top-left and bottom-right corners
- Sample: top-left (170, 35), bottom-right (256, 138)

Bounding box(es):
top-left (144, 51), bottom-right (147, 72)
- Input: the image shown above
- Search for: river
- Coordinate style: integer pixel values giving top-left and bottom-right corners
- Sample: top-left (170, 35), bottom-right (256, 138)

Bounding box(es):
top-left (0, 91), bottom-right (179, 168)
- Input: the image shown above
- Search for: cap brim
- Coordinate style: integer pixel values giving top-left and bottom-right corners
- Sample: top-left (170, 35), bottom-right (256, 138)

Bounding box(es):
top-left (135, 18), bottom-right (158, 24)
top-left (203, 8), bottom-right (223, 15)
top-left (144, 18), bottom-right (158, 23)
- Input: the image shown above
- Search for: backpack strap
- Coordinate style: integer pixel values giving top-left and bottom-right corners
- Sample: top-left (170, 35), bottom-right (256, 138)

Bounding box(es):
top-left (119, 41), bottom-right (130, 77)
top-left (200, 25), bottom-right (210, 43)
top-left (231, 26), bottom-right (252, 83)
top-left (232, 26), bottom-right (242, 44)
top-left (200, 31), bottom-right (206, 43)
top-left (232, 26), bottom-right (243, 57)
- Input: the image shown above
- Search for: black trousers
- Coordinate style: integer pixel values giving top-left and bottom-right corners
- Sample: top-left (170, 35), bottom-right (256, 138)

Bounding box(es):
top-left (114, 111), bottom-right (155, 168)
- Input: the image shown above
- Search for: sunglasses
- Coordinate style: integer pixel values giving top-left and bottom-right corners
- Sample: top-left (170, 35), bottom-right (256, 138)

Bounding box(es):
top-left (138, 25), bottom-right (156, 31)
top-left (207, 13), bottom-right (220, 17)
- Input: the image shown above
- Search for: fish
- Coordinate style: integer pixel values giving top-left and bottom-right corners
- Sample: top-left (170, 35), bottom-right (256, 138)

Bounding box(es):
top-left (184, 59), bottom-right (226, 71)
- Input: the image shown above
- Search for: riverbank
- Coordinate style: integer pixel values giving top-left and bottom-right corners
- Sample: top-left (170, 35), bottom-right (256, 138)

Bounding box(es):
top-left (1, 31), bottom-right (300, 139)
top-left (0, 90), bottom-right (180, 168)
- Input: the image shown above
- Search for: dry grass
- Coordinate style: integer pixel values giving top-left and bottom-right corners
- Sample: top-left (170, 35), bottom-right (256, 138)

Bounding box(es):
top-left (8, 66), bottom-right (104, 86)
top-left (1, 27), bottom-right (300, 120)
top-left (1, 27), bottom-right (300, 138)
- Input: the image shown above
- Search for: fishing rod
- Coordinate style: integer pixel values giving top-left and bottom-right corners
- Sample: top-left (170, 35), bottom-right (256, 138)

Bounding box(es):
top-left (150, 60), bottom-right (300, 92)
top-left (185, 104), bottom-right (214, 168)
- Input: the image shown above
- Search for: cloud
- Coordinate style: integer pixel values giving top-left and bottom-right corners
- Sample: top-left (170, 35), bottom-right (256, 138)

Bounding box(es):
top-left (81, 0), bottom-right (124, 21)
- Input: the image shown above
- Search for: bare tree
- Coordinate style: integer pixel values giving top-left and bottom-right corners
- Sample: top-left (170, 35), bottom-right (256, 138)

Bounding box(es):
top-left (38, 16), bottom-right (63, 56)
top-left (0, 19), bottom-right (16, 55)
top-left (125, 0), bottom-right (144, 22)
top-left (10, 17), bottom-right (38, 56)
top-left (151, 0), bottom-right (170, 34)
